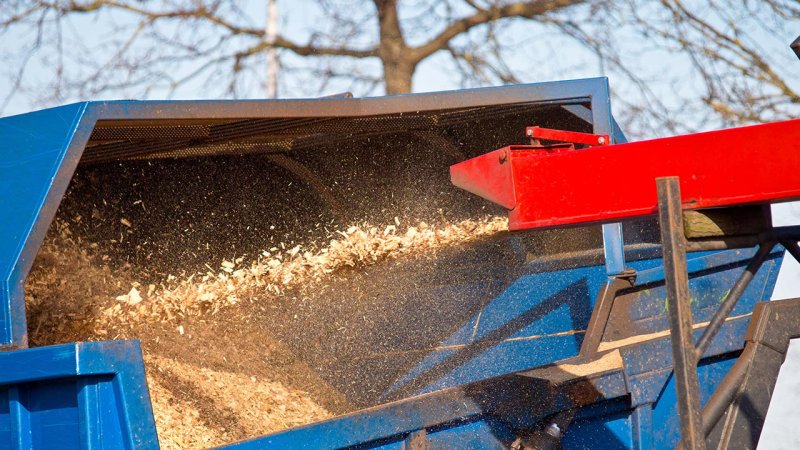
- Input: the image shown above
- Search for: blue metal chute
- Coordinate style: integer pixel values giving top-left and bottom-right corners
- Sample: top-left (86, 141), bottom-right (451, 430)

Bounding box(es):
top-left (223, 247), bottom-right (782, 449)
top-left (0, 103), bottom-right (89, 348)
top-left (0, 78), bottom-right (614, 352)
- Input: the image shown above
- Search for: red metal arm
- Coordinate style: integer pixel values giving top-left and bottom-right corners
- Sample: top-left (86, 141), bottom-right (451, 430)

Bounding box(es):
top-left (451, 120), bottom-right (800, 231)
top-left (525, 126), bottom-right (609, 147)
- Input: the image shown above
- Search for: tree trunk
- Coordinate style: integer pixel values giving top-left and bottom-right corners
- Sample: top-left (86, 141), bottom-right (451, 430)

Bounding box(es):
top-left (374, 0), bottom-right (415, 94)
top-left (383, 60), bottom-right (415, 94)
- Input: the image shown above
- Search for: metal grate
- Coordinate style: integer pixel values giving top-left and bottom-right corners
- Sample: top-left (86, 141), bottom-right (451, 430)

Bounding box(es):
top-left (81, 103), bottom-right (576, 164)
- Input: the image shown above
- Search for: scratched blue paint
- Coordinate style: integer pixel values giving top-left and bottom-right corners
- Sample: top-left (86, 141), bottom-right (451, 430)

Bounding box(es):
top-left (651, 356), bottom-right (738, 448)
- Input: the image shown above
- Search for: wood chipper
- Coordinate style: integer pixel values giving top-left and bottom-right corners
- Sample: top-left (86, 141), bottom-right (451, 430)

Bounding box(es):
top-left (1, 76), bottom-right (799, 449)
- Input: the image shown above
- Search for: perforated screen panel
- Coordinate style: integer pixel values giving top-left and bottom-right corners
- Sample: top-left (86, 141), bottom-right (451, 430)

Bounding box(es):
top-left (82, 103), bottom-right (587, 164)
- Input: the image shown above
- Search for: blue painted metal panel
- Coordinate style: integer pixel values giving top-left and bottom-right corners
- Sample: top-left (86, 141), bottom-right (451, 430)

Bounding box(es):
top-left (29, 380), bottom-right (80, 449)
top-left (381, 248), bottom-right (780, 401)
top-left (383, 265), bottom-right (607, 398)
top-left (0, 103), bottom-right (89, 348)
top-left (366, 441), bottom-right (405, 450)
top-left (563, 411), bottom-right (632, 450)
top-left (230, 251), bottom-right (783, 449)
top-left (651, 357), bottom-right (739, 448)
top-left (227, 390), bottom-right (486, 449)
top-left (0, 341), bottom-right (158, 449)
top-left (0, 390), bottom-right (9, 450)
top-left (426, 419), bottom-right (512, 450)
top-left (626, 249), bottom-right (782, 335)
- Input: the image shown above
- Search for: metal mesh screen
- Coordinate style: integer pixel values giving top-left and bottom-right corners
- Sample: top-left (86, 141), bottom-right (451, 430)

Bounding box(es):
top-left (82, 103), bottom-right (583, 164)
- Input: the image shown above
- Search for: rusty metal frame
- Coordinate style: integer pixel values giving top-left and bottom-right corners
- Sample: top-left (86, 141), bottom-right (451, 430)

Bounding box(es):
top-left (657, 177), bottom-right (706, 450)
top-left (654, 177), bottom-right (800, 450)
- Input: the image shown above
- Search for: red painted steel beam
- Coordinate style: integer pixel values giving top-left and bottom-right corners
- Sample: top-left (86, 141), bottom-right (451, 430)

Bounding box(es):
top-left (450, 119), bottom-right (800, 231)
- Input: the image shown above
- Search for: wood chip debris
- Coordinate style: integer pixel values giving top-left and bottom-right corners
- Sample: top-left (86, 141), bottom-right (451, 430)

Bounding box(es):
top-left (24, 215), bottom-right (508, 448)
top-left (100, 216), bottom-right (508, 327)
top-left (116, 287), bottom-right (142, 305)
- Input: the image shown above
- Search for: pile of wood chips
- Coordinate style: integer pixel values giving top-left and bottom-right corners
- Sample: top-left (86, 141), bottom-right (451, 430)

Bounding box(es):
top-left (24, 215), bottom-right (508, 448)
top-left (100, 216), bottom-right (509, 328)
top-left (145, 355), bottom-right (330, 448)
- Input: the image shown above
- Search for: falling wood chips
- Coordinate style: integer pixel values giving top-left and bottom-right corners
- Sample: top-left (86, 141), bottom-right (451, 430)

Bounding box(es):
top-left (95, 216), bottom-right (509, 327)
top-left (24, 216), bottom-right (509, 448)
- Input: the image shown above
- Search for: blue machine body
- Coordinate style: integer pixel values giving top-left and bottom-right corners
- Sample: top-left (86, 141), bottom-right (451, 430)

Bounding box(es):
top-left (0, 78), bottom-right (786, 449)
top-left (226, 248), bottom-right (781, 450)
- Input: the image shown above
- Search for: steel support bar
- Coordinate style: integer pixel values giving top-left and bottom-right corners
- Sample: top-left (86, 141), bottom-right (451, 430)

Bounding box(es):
top-left (700, 345), bottom-right (753, 437)
top-left (704, 299), bottom-right (800, 447)
top-left (781, 239), bottom-right (800, 263)
top-left (657, 177), bottom-right (706, 450)
top-left (694, 242), bottom-right (775, 357)
top-left (603, 222), bottom-right (626, 275)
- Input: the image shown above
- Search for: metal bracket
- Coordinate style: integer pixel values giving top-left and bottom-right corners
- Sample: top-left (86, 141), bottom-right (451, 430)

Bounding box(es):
top-left (603, 222), bottom-right (626, 275)
top-left (580, 268), bottom-right (637, 359)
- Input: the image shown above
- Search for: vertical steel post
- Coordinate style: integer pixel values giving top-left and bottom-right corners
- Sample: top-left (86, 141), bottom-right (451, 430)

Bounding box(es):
top-left (656, 177), bottom-right (706, 450)
top-left (603, 222), bottom-right (626, 275)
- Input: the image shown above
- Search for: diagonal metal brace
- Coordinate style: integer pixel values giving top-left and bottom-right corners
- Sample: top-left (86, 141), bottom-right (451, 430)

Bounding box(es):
top-left (694, 241), bottom-right (776, 357)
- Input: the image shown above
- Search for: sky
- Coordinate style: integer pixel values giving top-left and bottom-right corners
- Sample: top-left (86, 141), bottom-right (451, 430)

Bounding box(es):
top-left (0, 1), bottom-right (610, 115)
top-left (3, 0), bottom-right (799, 140)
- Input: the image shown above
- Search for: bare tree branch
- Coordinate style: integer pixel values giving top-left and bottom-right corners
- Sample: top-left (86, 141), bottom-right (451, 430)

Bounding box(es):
top-left (2, 0), bottom-right (798, 138)
top-left (412, 0), bottom-right (585, 61)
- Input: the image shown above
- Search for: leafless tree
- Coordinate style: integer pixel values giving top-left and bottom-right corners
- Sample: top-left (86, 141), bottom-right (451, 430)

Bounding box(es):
top-left (0, 1), bottom-right (583, 102)
top-left (571, 0), bottom-right (800, 135)
top-left (2, 0), bottom-right (799, 137)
